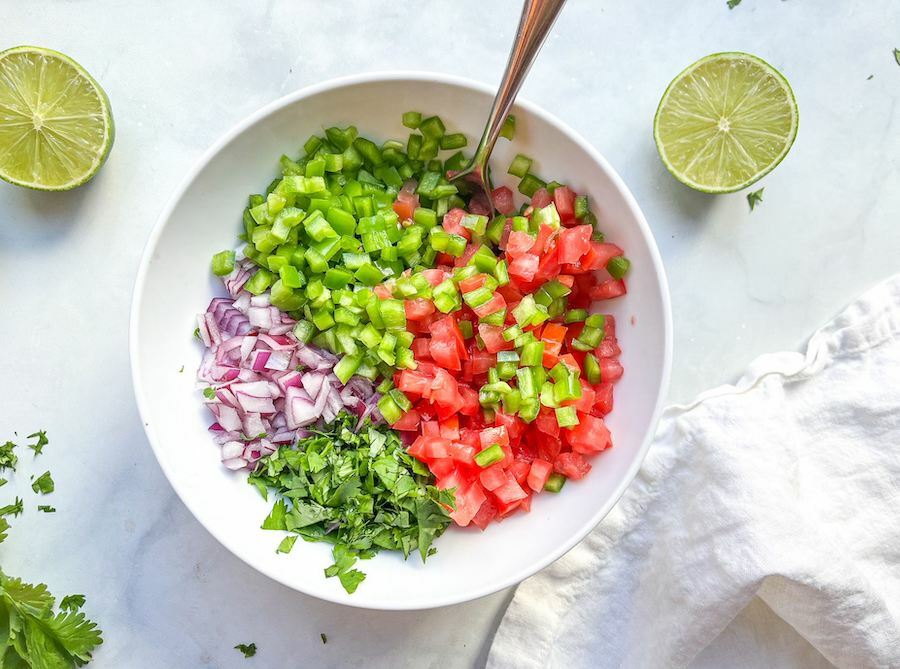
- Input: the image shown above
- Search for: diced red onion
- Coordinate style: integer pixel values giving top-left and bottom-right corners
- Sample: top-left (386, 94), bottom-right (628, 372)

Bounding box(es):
top-left (196, 272), bottom-right (384, 470)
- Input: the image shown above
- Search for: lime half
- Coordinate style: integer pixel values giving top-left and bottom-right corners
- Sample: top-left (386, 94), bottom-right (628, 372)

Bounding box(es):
top-left (0, 46), bottom-right (114, 191)
top-left (654, 52), bottom-right (797, 193)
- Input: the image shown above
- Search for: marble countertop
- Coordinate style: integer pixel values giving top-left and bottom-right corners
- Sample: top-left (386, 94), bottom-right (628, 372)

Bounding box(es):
top-left (2, 1), bottom-right (898, 667)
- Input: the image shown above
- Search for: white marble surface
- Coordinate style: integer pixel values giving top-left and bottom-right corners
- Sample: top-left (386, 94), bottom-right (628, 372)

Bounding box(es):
top-left (2, 1), bottom-right (898, 667)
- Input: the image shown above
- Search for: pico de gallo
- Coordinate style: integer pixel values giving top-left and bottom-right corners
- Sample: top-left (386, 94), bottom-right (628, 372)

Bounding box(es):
top-left (199, 110), bottom-right (629, 591)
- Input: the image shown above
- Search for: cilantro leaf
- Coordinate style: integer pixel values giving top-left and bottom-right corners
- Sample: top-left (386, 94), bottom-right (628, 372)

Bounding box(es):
top-left (894, 48), bottom-right (900, 67)
top-left (320, 632), bottom-right (327, 644)
top-left (38, 505), bottom-right (56, 513)
top-left (31, 471), bottom-right (55, 495)
top-left (26, 430), bottom-right (48, 456)
top-left (1, 575), bottom-right (54, 618)
top-left (0, 479), bottom-right (6, 488)
top-left (203, 387), bottom-right (216, 400)
top-left (0, 532), bottom-right (103, 666)
top-left (747, 188), bottom-right (764, 211)
top-left (337, 569), bottom-right (366, 594)
top-left (0, 442), bottom-right (18, 471)
top-left (0, 498), bottom-right (23, 518)
top-left (276, 535), bottom-right (298, 554)
top-left (178, 365), bottom-right (185, 373)
top-left (261, 499), bottom-right (287, 530)
top-left (0, 517), bottom-right (8, 544)
top-left (727, 0), bottom-right (741, 8)
top-left (235, 642), bottom-right (257, 658)
top-left (44, 609), bottom-right (104, 662)
top-left (193, 327), bottom-right (201, 339)
top-left (60, 594), bottom-right (86, 612)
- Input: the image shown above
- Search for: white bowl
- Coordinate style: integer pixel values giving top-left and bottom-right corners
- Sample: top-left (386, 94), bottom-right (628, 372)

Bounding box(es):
top-left (130, 72), bottom-right (672, 610)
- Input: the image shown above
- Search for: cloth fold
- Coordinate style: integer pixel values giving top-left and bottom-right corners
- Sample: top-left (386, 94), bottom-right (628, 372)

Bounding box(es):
top-left (488, 275), bottom-right (900, 669)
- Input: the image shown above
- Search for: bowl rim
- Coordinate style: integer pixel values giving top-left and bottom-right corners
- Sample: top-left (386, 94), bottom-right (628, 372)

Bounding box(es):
top-left (129, 70), bottom-right (673, 610)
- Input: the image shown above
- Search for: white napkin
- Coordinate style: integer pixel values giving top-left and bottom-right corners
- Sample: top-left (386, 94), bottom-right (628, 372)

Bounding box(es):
top-left (488, 275), bottom-right (900, 669)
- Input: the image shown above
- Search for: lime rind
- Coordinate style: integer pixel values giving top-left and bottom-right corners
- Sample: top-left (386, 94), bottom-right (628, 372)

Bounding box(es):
top-left (0, 45), bottom-right (115, 191)
top-left (653, 52), bottom-right (798, 194)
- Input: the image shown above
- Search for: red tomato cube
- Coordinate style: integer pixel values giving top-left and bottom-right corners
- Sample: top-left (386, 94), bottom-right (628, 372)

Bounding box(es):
top-left (527, 459), bottom-right (553, 492)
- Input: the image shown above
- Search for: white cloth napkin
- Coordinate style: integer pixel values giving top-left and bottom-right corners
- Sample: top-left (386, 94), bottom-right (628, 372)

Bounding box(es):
top-left (487, 275), bottom-right (900, 669)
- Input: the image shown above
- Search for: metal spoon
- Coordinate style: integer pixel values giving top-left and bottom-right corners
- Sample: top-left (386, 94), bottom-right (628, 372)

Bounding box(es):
top-left (450, 0), bottom-right (567, 211)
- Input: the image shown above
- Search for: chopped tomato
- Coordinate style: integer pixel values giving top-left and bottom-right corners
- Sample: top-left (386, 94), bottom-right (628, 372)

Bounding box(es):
top-left (597, 338), bottom-right (621, 358)
top-left (553, 186), bottom-right (576, 221)
top-left (531, 188), bottom-right (552, 210)
top-left (392, 409), bottom-right (420, 431)
top-left (411, 338), bottom-right (432, 361)
top-left (492, 186), bottom-right (516, 215)
top-left (430, 315), bottom-right (467, 358)
top-left (554, 452), bottom-right (591, 480)
top-left (454, 243), bottom-right (479, 268)
top-left (531, 224), bottom-right (557, 255)
top-left (442, 208), bottom-right (471, 240)
top-left (448, 442), bottom-right (476, 465)
top-left (508, 253), bottom-right (539, 282)
top-left (459, 274), bottom-right (488, 294)
top-left (600, 358), bottom-right (624, 382)
top-left (594, 382), bottom-right (614, 414)
top-left (558, 225), bottom-right (593, 264)
top-left (479, 464), bottom-right (507, 491)
top-left (589, 279), bottom-right (627, 301)
top-left (449, 482), bottom-right (487, 527)
top-left (479, 425), bottom-right (509, 448)
top-left (421, 268), bottom-right (447, 286)
top-left (478, 324), bottom-right (513, 353)
top-left (508, 460), bottom-right (531, 486)
top-left (567, 413), bottom-right (611, 454)
top-left (535, 406), bottom-right (560, 437)
top-left (472, 293), bottom-right (506, 319)
top-left (429, 458), bottom-right (456, 478)
top-left (493, 472), bottom-right (529, 505)
top-left (458, 385), bottom-right (481, 416)
top-left (506, 231), bottom-right (535, 258)
top-left (527, 459), bottom-right (553, 492)
top-left (405, 298), bottom-right (435, 320)
top-left (470, 496), bottom-right (498, 530)
top-left (581, 242), bottom-right (623, 271)
top-left (440, 415), bottom-right (460, 439)
top-left (392, 189), bottom-right (418, 221)
top-left (429, 338), bottom-right (461, 371)
top-left (470, 348), bottom-right (496, 373)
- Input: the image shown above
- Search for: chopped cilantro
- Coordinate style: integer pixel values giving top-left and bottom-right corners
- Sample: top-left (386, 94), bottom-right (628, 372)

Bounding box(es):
top-left (38, 505), bottom-right (56, 513)
top-left (894, 48), bottom-right (900, 67)
top-left (867, 74), bottom-right (874, 80)
top-left (178, 365), bottom-right (185, 373)
top-left (27, 430), bottom-right (48, 455)
top-left (251, 412), bottom-right (454, 594)
top-left (276, 535), bottom-right (298, 554)
top-left (60, 594), bottom-right (86, 611)
top-left (203, 387), bottom-right (217, 400)
top-left (0, 497), bottom-right (23, 518)
top-left (0, 441), bottom-right (18, 471)
top-left (747, 188), bottom-right (764, 211)
top-left (193, 327), bottom-right (201, 339)
top-left (32, 471), bottom-right (55, 495)
top-left (320, 633), bottom-right (327, 644)
top-left (0, 479), bottom-right (6, 487)
top-left (727, 0), bottom-right (741, 8)
top-left (235, 643), bottom-right (257, 658)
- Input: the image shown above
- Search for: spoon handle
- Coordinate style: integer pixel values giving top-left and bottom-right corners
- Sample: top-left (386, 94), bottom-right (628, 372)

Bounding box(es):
top-left (473, 0), bottom-right (567, 169)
